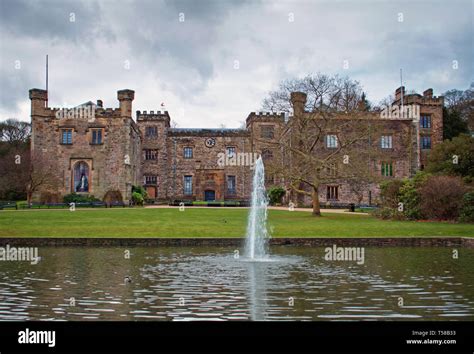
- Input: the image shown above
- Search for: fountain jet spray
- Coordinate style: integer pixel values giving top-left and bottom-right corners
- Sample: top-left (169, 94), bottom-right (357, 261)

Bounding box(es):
top-left (245, 156), bottom-right (270, 259)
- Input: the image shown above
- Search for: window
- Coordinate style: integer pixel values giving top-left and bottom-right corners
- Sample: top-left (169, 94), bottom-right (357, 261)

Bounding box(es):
top-left (227, 175), bottom-right (236, 194)
top-left (226, 146), bottom-right (236, 158)
top-left (380, 135), bottom-right (392, 149)
top-left (91, 129), bottom-right (103, 144)
top-left (184, 147), bottom-right (193, 159)
top-left (184, 175), bottom-right (192, 195)
top-left (262, 149), bottom-right (273, 160)
top-left (144, 149), bottom-right (157, 160)
top-left (146, 126), bottom-right (158, 138)
top-left (144, 175), bottom-right (157, 185)
top-left (265, 174), bottom-right (275, 185)
top-left (420, 115), bottom-right (431, 129)
top-left (381, 162), bottom-right (393, 177)
top-left (61, 129), bottom-right (73, 145)
top-left (327, 186), bottom-right (339, 200)
top-left (325, 134), bottom-right (338, 148)
top-left (260, 125), bottom-right (274, 139)
top-left (326, 163), bottom-right (337, 177)
top-left (421, 136), bottom-right (431, 149)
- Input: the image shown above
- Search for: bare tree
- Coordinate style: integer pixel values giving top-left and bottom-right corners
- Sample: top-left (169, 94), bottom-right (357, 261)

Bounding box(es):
top-left (262, 73), bottom-right (368, 113)
top-left (0, 119), bottom-right (31, 199)
top-left (24, 152), bottom-right (58, 204)
top-left (0, 148), bottom-right (28, 199)
top-left (261, 75), bottom-right (382, 216)
top-left (0, 119), bottom-right (31, 146)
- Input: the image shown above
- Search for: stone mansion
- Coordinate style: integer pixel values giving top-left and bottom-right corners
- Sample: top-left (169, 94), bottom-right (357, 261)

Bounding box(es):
top-left (29, 86), bottom-right (443, 205)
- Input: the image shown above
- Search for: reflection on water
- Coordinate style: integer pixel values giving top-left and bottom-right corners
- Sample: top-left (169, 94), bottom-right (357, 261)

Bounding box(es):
top-left (0, 246), bottom-right (472, 321)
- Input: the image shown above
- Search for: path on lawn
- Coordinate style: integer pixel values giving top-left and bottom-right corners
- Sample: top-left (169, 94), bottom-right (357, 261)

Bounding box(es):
top-left (144, 205), bottom-right (369, 215)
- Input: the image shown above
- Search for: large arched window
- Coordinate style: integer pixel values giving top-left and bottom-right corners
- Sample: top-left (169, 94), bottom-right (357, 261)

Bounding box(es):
top-left (74, 161), bottom-right (89, 192)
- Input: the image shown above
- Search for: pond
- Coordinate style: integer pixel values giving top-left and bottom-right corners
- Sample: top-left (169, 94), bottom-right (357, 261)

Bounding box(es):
top-left (0, 246), bottom-right (473, 321)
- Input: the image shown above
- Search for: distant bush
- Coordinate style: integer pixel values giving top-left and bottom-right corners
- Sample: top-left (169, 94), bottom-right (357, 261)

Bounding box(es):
top-left (132, 185), bottom-right (147, 198)
top-left (459, 192), bottom-right (474, 223)
top-left (63, 193), bottom-right (100, 204)
top-left (379, 179), bottom-right (404, 209)
top-left (131, 185), bottom-right (147, 206)
top-left (426, 134), bottom-right (474, 178)
top-left (267, 187), bottom-right (285, 205)
top-left (132, 192), bottom-right (144, 206)
top-left (419, 175), bottom-right (465, 220)
top-left (398, 172), bottom-right (430, 220)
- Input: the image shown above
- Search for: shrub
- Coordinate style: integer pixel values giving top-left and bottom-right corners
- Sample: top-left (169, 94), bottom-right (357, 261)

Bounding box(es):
top-left (267, 187), bottom-right (285, 205)
top-left (426, 134), bottom-right (474, 178)
top-left (398, 172), bottom-right (430, 220)
top-left (63, 193), bottom-right (100, 204)
top-left (132, 192), bottom-right (144, 206)
top-left (3, 189), bottom-right (26, 201)
top-left (459, 192), bottom-right (474, 223)
top-left (419, 175), bottom-right (466, 220)
top-left (379, 179), bottom-right (404, 208)
top-left (132, 185), bottom-right (147, 198)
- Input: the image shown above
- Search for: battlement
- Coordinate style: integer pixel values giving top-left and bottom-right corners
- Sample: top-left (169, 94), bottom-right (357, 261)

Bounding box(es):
top-left (136, 110), bottom-right (171, 121)
top-left (393, 87), bottom-right (444, 106)
top-left (246, 111), bottom-right (285, 124)
top-left (40, 105), bottom-right (121, 120)
top-left (402, 94), bottom-right (444, 106)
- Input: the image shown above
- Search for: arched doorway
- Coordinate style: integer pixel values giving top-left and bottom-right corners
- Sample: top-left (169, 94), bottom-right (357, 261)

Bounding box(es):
top-left (73, 161), bottom-right (90, 193)
top-left (204, 190), bottom-right (215, 201)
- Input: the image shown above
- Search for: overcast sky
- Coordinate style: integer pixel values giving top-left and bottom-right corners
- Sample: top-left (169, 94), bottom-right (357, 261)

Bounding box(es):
top-left (0, 0), bottom-right (472, 127)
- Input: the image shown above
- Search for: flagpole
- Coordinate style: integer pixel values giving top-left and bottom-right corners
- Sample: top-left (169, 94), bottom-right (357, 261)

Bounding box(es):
top-left (46, 54), bottom-right (49, 107)
top-left (400, 68), bottom-right (403, 110)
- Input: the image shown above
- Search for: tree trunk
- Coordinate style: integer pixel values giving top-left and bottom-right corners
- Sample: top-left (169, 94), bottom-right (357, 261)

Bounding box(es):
top-left (312, 185), bottom-right (321, 216)
top-left (26, 183), bottom-right (32, 205)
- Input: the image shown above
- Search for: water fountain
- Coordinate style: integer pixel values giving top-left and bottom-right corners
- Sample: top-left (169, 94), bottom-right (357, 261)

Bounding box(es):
top-left (244, 156), bottom-right (270, 260)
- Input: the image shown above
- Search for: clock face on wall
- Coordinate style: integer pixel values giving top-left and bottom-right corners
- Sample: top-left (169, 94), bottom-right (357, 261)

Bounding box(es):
top-left (205, 138), bottom-right (216, 148)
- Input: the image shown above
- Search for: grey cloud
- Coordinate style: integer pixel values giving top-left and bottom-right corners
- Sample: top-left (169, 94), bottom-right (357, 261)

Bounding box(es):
top-left (0, 0), bottom-right (114, 42)
top-left (0, 0), bottom-right (472, 125)
top-left (0, 66), bottom-right (35, 114)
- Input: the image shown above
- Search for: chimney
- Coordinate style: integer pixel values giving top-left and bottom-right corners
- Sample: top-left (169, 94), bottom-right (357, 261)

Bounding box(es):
top-left (290, 91), bottom-right (307, 116)
top-left (395, 86), bottom-right (405, 101)
top-left (96, 100), bottom-right (103, 108)
top-left (423, 88), bottom-right (433, 98)
top-left (117, 89), bottom-right (135, 118)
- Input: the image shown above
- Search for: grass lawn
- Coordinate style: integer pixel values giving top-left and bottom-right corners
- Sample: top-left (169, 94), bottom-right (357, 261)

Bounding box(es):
top-left (0, 208), bottom-right (473, 238)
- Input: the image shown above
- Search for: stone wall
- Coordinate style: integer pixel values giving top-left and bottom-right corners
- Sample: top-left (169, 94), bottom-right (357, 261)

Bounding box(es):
top-left (165, 129), bottom-right (252, 201)
top-left (0, 237), bottom-right (470, 247)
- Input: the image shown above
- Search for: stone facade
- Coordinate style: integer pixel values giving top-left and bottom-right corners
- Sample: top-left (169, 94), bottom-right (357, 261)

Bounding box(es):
top-left (29, 86), bottom-right (443, 205)
top-left (284, 87), bottom-right (443, 207)
top-left (29, 89), bottom-right (141, 203)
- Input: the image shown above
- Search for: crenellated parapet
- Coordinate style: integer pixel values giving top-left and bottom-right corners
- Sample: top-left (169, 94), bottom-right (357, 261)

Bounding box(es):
top-left (136, 110), bottom-right (170, 121)
top-left (245, 111), bottom-right (285, 127)
top-left (393, 86), bottom-right (444, 106)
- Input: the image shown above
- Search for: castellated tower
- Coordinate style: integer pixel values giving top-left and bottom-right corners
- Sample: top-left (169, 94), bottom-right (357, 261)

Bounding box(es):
top-left (29, 88), bottom-right (141, 204)
top-left (136, 110), bottom-right (170, 200)
top-left (392, 86), bottom-right (444, 170)
top-left (246, 111), bottom-right (285, 188)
